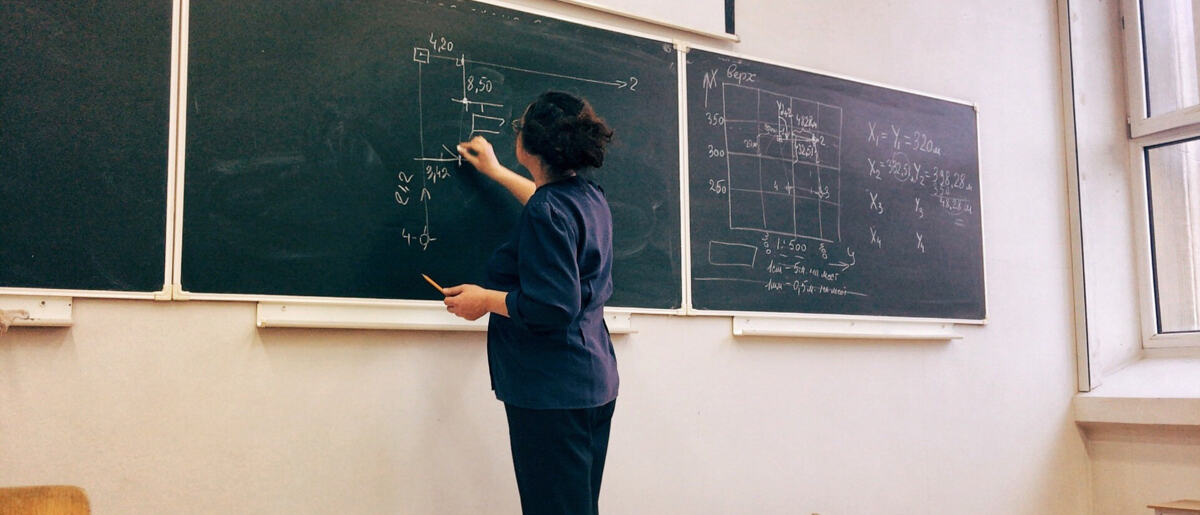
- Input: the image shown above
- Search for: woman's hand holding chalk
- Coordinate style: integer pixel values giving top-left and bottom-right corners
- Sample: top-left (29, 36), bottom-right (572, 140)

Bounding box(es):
top-left (457, 136), bottom-right (500, 177)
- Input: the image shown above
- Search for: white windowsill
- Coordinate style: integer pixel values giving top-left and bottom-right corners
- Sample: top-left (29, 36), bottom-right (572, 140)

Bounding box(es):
top-left (1074, 356), bottom-right (1200, 427)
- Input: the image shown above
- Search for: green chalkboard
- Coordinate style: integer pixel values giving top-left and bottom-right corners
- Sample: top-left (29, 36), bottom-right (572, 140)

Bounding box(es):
top-left (686, 49), bottom-right (985, 320)
top-left (0, 1), bottom-right (172, 293)
top-left (181, 0), bottom-right (682, 309)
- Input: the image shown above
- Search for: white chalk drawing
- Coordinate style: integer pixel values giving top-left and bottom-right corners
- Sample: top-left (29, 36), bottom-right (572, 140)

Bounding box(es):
top-left (719, 83), bottom-right (843, 243)
top-left (708, 240), bottom-right (758, 267)
top-left (396, 33), bottom-right (639, 251)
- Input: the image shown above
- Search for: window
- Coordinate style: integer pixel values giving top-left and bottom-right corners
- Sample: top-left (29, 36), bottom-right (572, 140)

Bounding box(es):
top-left (1144, 138), bottom-right (1200, 333)
top-left (1124, 0), bottom-right (1200, 347)
top-left (1141, 1), bottom-right (1200, 117)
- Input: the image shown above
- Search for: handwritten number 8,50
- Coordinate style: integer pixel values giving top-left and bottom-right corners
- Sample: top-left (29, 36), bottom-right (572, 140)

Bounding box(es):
top-left (467, 75), bottom-right (492, 94)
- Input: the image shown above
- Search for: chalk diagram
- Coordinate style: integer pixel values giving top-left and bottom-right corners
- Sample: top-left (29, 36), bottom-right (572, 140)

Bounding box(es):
top-left (721, 83), bottom-right (844, 243)
top-left (396, 39), bottom-right (636, 251)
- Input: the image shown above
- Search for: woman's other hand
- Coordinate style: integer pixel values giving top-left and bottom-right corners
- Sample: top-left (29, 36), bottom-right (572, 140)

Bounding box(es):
top-left (458, 136), bottom-right (501, 178)
top-left (444, 284), bottom-right (508, 320)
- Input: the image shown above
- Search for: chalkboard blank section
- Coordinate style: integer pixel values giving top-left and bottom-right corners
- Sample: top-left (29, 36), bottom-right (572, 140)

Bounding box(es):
top-left (687, 49), bottom-right (985, 320)
top-left (0, 1), bottom-right (172, 293)
top-left (181, 0), bottom-right (681, 309)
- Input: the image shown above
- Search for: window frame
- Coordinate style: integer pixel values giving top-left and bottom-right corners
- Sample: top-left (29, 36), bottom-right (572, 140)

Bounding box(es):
top-left (1122, 0), bottom-right (1200, 349)
top-left (1124, 0), bottom-right (1200, 137)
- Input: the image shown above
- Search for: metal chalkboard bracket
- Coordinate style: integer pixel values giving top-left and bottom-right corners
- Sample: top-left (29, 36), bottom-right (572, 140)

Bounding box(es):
top-left (0, 296), bottom-right (74, 329)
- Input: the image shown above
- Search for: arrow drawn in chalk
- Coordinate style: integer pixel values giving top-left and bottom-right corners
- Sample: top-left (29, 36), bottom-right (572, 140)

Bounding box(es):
top-left (829, 249), bottom-right (856, 272)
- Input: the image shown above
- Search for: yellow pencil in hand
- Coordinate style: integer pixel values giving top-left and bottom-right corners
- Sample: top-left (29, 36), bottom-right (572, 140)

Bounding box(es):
top-left (421, 274), bottom-right (445, 295)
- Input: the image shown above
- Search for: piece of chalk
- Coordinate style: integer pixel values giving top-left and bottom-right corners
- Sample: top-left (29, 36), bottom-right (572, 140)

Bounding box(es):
top-left (421, 274), bottom-right (444, 294)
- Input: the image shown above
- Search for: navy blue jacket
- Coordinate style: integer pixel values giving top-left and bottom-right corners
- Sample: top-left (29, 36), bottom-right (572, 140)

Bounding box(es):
top-left (484, 176), bottom-right (618, 409)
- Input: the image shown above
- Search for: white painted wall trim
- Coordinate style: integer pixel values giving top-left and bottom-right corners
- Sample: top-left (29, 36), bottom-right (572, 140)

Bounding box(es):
top-left (1059, 0), bottom-right (1095, 391)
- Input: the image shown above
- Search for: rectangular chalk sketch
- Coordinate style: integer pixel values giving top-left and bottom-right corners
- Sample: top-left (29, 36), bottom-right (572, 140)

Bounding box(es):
top-left (708, 240), bottom-right (757, 267)
top-left (470, 113), bottom-right (506, 135)
top-left (721, 83), bottom-right (844, 242)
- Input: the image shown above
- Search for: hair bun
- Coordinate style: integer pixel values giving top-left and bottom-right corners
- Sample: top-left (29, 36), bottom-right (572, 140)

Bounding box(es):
top-left (518, 91), bottom-right (613, 176)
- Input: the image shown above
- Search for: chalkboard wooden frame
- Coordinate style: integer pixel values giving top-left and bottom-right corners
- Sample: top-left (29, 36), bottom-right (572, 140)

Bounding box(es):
top-left (168, 0), bottom-right (690, 318)
top-left (0, 0), bottom-right (183, 302)
top-left (678, 43), bottom-right (989, 325)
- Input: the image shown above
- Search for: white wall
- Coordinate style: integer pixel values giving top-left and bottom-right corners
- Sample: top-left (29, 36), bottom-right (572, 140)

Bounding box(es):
top-left (0, 1), bottom-right (1092, 513)
top-left (1086, 424), bottom-right (1200, 515)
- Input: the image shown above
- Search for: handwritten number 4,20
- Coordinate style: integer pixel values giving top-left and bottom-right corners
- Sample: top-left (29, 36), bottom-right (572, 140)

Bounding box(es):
top-left (429, 33), bottom-right (454, 53)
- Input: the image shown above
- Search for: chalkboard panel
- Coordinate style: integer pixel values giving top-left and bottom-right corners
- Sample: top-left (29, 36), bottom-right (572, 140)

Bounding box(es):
top-left (181, 0), bottom-right (681, 309)
top-left (0, 1), bottom-right (172, 293)
top-left (686, 49), bottom-right (985, 320)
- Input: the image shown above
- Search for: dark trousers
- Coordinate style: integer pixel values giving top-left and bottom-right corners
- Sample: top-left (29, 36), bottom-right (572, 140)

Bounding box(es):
top-left (503, 400), bottom-right (616, 515)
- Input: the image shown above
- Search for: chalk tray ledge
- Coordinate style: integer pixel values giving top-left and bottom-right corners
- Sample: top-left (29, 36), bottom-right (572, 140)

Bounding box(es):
top-left (730, 315), bottom-right (962, 341)
top-left (256, 300), bottom-right (634, 334)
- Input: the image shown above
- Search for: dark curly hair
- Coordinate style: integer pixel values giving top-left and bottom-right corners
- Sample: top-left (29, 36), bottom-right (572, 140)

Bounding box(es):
top-left (516, 91), bottom-right (614, 177)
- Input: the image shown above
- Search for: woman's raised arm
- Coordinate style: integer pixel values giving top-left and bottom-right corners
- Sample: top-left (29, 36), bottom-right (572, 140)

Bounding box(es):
top-left (457, 135), bottom-right (535, 205)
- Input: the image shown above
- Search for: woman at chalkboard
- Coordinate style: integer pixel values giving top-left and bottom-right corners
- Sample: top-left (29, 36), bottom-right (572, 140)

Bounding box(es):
top-left (443, 90), bottom-right (618, 515)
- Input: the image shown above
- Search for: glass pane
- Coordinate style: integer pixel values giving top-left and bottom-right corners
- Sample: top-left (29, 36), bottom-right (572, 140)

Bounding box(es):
top-left (1146, 138), bottom-right (1200, 332)
top-left (1142, 0), bottom-right (1200, 117)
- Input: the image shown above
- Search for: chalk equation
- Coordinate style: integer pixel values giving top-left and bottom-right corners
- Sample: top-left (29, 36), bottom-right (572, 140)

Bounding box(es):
top-left (864, 120), bottom-right (976, 225)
